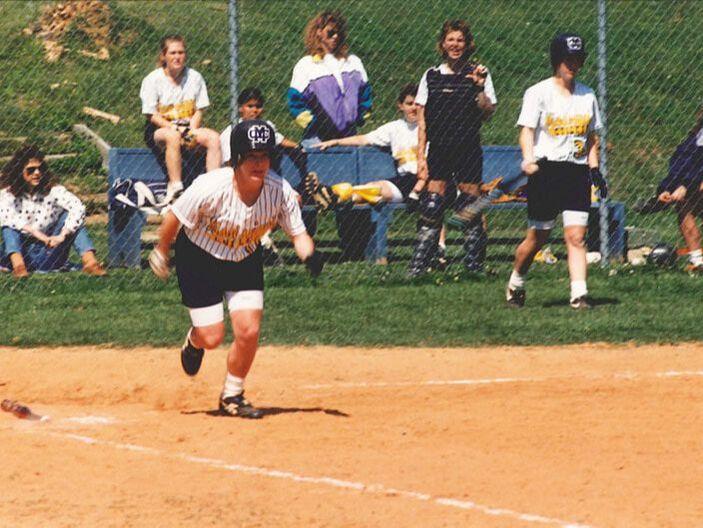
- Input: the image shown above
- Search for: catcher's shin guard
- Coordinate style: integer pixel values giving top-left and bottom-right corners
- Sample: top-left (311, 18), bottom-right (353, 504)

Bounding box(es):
top-left (462, 215), bottom-right (487, 272)
top-left (448, 191), bottom-right (495, 229)
top-left (408, 192), bottom-right (444, 277)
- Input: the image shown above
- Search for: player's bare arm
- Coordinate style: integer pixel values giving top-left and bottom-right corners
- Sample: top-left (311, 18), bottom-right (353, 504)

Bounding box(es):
top-left (416, 105), bottom-right (428, 181)
top-left (312, 134), bottom-right (369, 151)
top-left (519, 126), bottom-right (539, 175)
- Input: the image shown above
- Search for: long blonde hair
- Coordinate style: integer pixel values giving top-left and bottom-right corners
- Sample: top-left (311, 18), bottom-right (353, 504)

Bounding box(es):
top-left (303, 10), bottom-right (348, 58)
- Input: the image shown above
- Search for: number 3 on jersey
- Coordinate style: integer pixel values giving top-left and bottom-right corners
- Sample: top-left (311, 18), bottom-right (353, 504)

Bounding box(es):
top-left (573, 139), bottom-right (586, 159)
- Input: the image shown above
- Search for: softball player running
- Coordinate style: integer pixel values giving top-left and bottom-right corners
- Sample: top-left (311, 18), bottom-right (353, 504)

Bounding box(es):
top-left (149, 120), bottom-right (323, 418)
top-left (506, 33), bottom-right (606, 309)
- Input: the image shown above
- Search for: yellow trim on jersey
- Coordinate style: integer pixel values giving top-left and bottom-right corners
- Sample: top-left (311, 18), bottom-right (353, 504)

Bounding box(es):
top-left (204, 218), bottom-right (277, 249)
top-left (158, 99), bottom-right (196, 122)
top-left (545, 113), bottom-right (591, 136)
top-left (394, 147), bottom-right (417, 166)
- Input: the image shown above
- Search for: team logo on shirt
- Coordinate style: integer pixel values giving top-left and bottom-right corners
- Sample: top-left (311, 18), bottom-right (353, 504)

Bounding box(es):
top-left (248, 125), bottom-right (272, 145)
top-left (545, 114), bottom-right (591, 136)
top-left (204, 217), bottom-right (276, 249)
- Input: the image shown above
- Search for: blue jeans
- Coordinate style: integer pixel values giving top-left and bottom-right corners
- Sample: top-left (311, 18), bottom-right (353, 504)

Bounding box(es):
top-left (1, 213), bottom-right (95, 272)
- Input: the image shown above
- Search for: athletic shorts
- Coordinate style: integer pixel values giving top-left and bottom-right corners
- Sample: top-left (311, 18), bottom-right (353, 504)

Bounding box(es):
top-left (427, 140), bottom-right (483, 185)
top-left (387, 172), bottom-right (417, 201)
top-left (175, 231), bottom-right (264, 309)
top-left (144, 120), bottom-right (162, 158)
top-left (527, 161), bottom-right (590, 225)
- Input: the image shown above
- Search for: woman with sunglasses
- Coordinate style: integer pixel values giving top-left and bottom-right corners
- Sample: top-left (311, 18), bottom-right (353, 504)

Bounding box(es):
top-left (0, 145), bottom-right (106, 278)
top-left (287, 10), bottom-right (373, 145)
top-left (140, 34), bottom-right (222, 204)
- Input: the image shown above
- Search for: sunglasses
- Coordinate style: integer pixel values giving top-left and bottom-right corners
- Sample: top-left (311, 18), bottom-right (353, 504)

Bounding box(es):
top-left (326, 28), bottom-right (339, 38)
top-left (24, 166), bottom-right (42, 174)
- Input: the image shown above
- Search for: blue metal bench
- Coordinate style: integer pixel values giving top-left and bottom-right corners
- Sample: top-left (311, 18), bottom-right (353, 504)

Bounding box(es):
top-left (106, 145), bottom-right (626, 267)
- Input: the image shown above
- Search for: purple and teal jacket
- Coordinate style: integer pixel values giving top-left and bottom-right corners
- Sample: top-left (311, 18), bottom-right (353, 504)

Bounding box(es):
top-left (288, 53), bottom-right (372, 140)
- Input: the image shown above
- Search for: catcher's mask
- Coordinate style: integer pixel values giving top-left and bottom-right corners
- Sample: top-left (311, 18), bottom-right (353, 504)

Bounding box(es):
top-left (647, 243), bottom-right (677, 268)
top-left (550, 33), bottom-right (586, 70)
top-left (229, 119), bottom-right (276, 165)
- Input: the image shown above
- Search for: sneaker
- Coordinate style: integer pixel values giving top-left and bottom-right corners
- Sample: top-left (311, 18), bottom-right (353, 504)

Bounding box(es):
top-left (218, 392), bottom-right (263, 419)
top-left (506, 287), bottom-right (526, 308)
top-left (180, 335), bottom-right (204, 376)
top-left (570, 296), bottom-right (593, 310)
top-left (304, 172), bottom-right (337, 211)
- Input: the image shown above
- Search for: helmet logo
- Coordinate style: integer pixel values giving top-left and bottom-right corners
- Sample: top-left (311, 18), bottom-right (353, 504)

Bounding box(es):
top-left (566, 36), bottom-right (582, 52)
top-left (247, 125), bottom-right (272, 145)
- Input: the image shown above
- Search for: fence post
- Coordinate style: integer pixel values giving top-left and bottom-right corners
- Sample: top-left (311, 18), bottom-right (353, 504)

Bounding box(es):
top-left (597, 0), bottom-right (610, 264)
top-left (228, 0), bottom-right (239, 125)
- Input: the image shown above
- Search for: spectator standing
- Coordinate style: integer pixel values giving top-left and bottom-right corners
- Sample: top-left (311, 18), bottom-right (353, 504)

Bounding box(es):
top-left (287, 10), bottom-right (373, 145)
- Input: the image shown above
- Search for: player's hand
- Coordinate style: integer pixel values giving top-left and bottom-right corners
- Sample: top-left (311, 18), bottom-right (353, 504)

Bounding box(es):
top-left (149, 247), bottom-right (170, 281)
top-left (304, 250), bottom-right (324, 278)
top-left (589, 167), bottom-right (608, 199)
top-left (311, 140), bottom-right (335, 151)
top-left (466, 64), bottom-right (488, 87)
top-left (658, 191), bottom-right (672, 203)
top-left (670, 185), bottom-right (687, 202)
top-left (521, 159), bottom-right (540, 176)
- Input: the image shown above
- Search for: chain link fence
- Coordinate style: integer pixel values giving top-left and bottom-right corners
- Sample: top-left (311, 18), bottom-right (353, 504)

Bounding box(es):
top-left (1, 0), bottom-right (702, 340)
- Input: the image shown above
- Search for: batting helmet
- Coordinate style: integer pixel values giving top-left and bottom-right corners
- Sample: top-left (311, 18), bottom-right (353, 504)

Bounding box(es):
top-left (550, 33), bottom-right (586, 70)
top-left (229, 119), bottom-right (276, 164)
top-left (647, 243), bottom-right (677, 268)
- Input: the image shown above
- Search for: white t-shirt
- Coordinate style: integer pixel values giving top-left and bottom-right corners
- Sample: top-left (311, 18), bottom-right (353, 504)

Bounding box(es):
top-left (696, 126), bottom-right (703, 147)
top-left (171, 167), bottom-right (305, 262)
top-left (517, 78), bottom-right (602, 164)
top-left (140, 67), bottom-right (210, 121)
top-left (415, 63), bottom-right (497, 106)
top-left (0, 186), bottom-right (85, 234)
top-left (364, 119), bottom-right (418, 175)
top-left (220, 120), bottom-right (285, 164)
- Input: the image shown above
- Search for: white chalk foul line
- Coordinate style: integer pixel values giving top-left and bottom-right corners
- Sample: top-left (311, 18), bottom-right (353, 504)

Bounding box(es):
top-left (302, 370), bottom-right (703, 390)
top-left (42, 430), bottom-right (593, 528)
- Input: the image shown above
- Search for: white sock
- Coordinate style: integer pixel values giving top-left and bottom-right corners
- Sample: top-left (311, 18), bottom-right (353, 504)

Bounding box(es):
top-left (508, 270), bottom-right (525, 290)
top-left (570, 280), bottom-right (588, 301)
top-left (222, 373), bottom-right (245, 398)
top-left (689, 249), bottom-right (703, 266)
top-left (438, 240), bottom-right (446, 250)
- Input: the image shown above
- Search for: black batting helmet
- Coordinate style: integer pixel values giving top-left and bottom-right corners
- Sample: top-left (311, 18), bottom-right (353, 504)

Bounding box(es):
top-left (647, 243), bottom-right (677, 268)
top-left (550, 33), bottom-right (586, 70)
top-left (229, 119), bottom-right (276, 164)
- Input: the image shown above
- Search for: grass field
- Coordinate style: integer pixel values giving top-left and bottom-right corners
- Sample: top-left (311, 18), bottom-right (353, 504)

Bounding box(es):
top-left (1, 1), bottom-right (702, 348)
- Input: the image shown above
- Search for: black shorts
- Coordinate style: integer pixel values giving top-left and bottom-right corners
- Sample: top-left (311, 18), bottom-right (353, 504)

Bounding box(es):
top-left (175, 231), bottom-right (264, 309)
top-left (387, 172), bottom-right (417, 200)
top-left (427, 140), bottom-right (483, 185)
top-left (527, 161), bottom-right (590, 222)
top-left (144, 120), bottom-right (162, 157)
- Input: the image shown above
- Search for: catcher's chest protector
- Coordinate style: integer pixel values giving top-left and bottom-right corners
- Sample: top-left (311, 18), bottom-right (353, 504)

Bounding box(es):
top-left (425, 66), bottom-right (482, 144)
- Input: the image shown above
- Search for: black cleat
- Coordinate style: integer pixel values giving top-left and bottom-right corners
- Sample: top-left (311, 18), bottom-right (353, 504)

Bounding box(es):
top-left (218, 392), bottom-right (263, 419)
top-left (506, 287), bottom-right (526, 308)
top-left (569, 295), bottom-right (593, 310)
top-left (180, 336), bottom-right (204, 376)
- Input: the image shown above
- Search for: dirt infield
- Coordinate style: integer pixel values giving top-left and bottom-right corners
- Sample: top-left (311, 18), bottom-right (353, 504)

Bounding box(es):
top-left (1, 343), bottom-right (702, 527)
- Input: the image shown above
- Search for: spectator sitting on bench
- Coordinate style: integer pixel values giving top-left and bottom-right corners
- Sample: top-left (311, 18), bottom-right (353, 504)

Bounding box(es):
top-left (219, 87), bottom-right (300, 164)
top-left (0, 145), bottom-right (106, 278)
top-left (140, 34), bottom-right (221, 204)
top-left (657, 105), bottom-right (703, 272)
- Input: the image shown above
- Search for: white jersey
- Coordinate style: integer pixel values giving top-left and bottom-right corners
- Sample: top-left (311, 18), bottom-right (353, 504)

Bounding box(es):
top-left (171, 167), bottom-right (306, 261)
top-left (517, 78), bottom-right (602, 165)
top-left (140, 67), bottom-right (210, 121)
top-left (364, 119), bottom-right (418, 175)
top-left (220, 120), bottom-right (285, 164)
top-left (696, 126), bottom-right (703, 147)
top-left (415, 63), bottom-right (498, 106)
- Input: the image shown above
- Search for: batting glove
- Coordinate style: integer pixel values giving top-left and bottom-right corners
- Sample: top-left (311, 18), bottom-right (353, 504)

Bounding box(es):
top-left (304, 250), bottom-right (324, 278)
top-left (149, 248), bottom-right (170, 281)
top-left (589, 167), bottom-right (608, 199)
